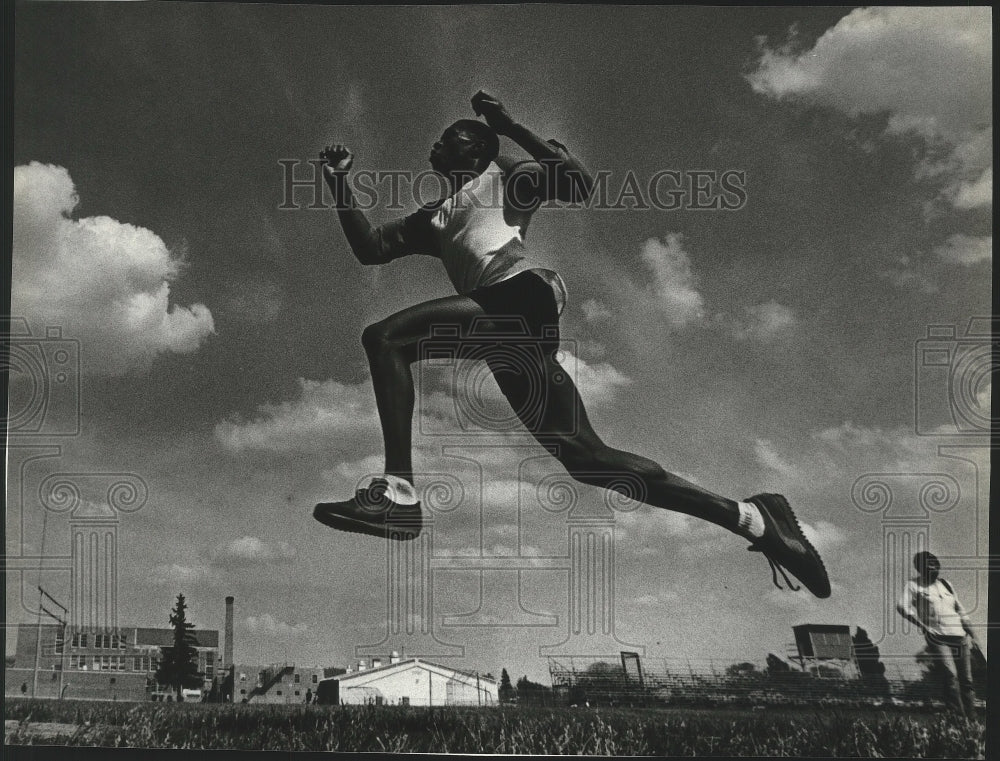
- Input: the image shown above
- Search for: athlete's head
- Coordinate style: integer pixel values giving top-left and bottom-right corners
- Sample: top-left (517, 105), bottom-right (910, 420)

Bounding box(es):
top-left (429, 120), bottom-right (499, 175)
top-left (913, 551), bottom-right (941, 582)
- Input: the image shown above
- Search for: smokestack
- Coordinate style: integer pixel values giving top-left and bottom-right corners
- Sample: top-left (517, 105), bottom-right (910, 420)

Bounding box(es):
top-left (224, 596), bottom-right (234, 670)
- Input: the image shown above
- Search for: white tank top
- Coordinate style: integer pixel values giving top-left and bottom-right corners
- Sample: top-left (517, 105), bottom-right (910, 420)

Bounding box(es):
top-left (428, 166), bottom-right (567, 314)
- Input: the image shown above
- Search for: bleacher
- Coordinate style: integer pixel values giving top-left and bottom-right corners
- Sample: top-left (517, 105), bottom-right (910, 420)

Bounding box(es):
top-left (547, 656), bottom-right (947, 709)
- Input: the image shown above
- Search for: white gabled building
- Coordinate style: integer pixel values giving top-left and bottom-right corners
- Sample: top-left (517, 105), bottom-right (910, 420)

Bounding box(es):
top-left (320, 658), bottom-right (498, 706)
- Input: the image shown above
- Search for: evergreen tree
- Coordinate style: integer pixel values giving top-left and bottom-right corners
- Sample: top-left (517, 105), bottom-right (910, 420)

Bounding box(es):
top-left (155, 593), bottom-right (203, 701)
top-left (852, 627), bottom-right (890, 695)
top-left (498, 668), bottom-right (515, 703)
top-left (765, 653), bottom-right (791, 674)
top-left (516, 675), bottom-right (550, 704)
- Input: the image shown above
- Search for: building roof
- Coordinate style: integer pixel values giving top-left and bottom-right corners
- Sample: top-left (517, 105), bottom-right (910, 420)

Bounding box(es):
top-left (14, 622), bottom-right (219, 649)
top-left (134, 627), bottom-right (219, 648)
top-left (333, 658), bottom-right (497, 684)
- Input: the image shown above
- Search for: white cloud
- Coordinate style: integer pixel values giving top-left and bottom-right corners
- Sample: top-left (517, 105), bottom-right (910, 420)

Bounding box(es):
top-left (245, 613), bottom-right (309, 637)
top-left (747, 7), bottom-right (991, 205)
top-left (950, 167), bottom-right (992, 210)
top-left (754, 438), bottom-right (800, 480)
top-left (215, 378), bottom-right (379, 454)
top-left (556, 348), bottom-right (632, 407)
top-left (878, 258), bottom-right (939, 294)
top-left (481, 479), bottom-right (524, 507)
top-left (810, 421), bottom-right (942, 473)
top-left (800, 519), bottom-right (848, 557)
top-left (577, 339), bottom-right (607, 360)
top-left (210, 536), bottom-right (296, 567)
top-left (733, 301), bottom-right (797, 342)
top-left (639, 235), bottom-right (796, 341)
top-left (933, 234), bottom-right (992, 266)
top-left (639, 234), bottom-right (706, 328)
top-left (151, 563), bottom-right (210, 585)
top-left (322, 454), bottom-right (385, 486)
top-left (631, 591), bottom-right (678, 607)
top-left (580, 298), bottom-right (613, 322)
top-left (12, 162), bottom-right (214, 375)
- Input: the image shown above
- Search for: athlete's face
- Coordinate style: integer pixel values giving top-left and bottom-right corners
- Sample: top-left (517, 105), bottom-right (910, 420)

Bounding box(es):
top-left (429, 125), bottom-right (483, 173)
top-left (917, 557), bottom-right (941, 583)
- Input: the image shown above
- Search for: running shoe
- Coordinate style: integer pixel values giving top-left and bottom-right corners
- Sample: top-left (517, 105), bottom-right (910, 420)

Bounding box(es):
top-left (745, 493), bottom-right (830, 598)
top-left (314, 478), bottom-right (422, 541)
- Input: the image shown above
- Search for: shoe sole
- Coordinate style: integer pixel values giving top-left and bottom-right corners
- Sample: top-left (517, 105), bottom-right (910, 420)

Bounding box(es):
top-left (313, 504), bottom-right (421, 541)
top-left (752, 493), bottom-right (831, 598)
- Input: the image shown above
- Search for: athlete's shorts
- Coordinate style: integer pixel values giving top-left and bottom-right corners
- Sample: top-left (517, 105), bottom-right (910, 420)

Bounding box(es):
top-left (463, 270), bottom-right (562, 433)
top-left (466, 269), bottom-right (561, 351)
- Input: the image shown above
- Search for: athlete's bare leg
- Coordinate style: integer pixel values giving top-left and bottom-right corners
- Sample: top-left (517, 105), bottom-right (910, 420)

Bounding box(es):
top-left (361, 293), bottom-right (740, 532)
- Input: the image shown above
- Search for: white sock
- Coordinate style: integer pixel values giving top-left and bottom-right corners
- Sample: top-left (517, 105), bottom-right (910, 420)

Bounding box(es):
top-left (380, 474), bottom-right (420, 506)
top-left (736, 501), bottom-right (765, 539)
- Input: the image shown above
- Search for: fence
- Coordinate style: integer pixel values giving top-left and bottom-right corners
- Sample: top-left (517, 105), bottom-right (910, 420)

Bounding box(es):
top-left (546, 657), bottom-right (956, 709)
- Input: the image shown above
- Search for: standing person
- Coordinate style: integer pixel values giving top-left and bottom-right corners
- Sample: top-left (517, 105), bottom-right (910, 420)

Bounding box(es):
top-left (896, 550), bottom-right (980, 718)
top-left (305, 687), bottom-right (313, 705)
top-left (312, 90), bottom-right (830, 599)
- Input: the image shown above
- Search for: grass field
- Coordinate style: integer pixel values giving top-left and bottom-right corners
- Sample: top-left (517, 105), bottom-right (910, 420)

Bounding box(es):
top-left (3, 698), bottom-right (986, 757)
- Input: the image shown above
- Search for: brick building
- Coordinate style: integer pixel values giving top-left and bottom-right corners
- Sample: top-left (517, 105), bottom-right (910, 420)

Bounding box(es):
top-left (4, 623), bottom-right (221, 701)
top-left (232, 662), bottom-right (326, 704)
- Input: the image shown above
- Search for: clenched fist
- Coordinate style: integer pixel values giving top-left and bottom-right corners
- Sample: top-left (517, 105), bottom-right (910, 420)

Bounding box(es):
top-left (471, 91), bottom-right (515, 135)
top-left (320, 144), bottom-right (354, 175)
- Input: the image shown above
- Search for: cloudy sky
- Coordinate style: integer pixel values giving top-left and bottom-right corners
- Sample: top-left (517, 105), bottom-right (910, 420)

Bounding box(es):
top-left (8, 6), bottom-right (991, 682)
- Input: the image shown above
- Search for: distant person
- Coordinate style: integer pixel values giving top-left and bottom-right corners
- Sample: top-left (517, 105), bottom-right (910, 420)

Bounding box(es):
top-left (20, 682), bottom-right (27, 695)
top-left (313, 90), bottom-right (830, 599)
top-left (896, 551), bottom-right (980, 717)
top-left (305, 688), bottom-right (313, 705)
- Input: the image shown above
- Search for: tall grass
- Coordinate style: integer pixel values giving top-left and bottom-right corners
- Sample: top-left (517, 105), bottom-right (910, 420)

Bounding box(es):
top-left (4, 699), bottom-right (985, 757)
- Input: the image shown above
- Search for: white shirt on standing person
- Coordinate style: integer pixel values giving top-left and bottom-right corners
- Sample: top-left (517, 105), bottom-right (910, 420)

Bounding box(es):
top-left (899, 576), bottom-right (968, 637)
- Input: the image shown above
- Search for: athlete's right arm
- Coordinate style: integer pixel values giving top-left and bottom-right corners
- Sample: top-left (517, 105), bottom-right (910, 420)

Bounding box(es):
top-left (895, 584), bottom-right (928, 633)
top-left (320, 144), bottom-right (399, 266)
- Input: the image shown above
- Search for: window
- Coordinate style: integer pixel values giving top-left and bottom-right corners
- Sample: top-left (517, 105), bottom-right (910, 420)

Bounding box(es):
top-left (276, 690), bottom-right (282, 696)
top-left (400, 696), bottom-right (410, 706)
top-left (295, 691), bottom-right (300, 696)
top-left (294, 673), bottom-right (300, 683)
top-left (240, 689), bottom-right (247, 695)
top-left (110, 677), bottom-right (116, 685)
top-left (95, 634), bottom-right (105, 649)
top-left (311, 674), bottom-right (318, 684)
top-left (52, 673), bottom-right (58, 681)
top-left (205, 663), bottom-right (214, 679)
top-left (72, 633), bottom-right (88, 648)
top-left (239, 673), bottom-right (246, 681)
top-left (55, 630), bottom-right (65, 654)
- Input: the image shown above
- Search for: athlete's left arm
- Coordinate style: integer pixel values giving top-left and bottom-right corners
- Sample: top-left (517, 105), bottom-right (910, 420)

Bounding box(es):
top-left (954, 595), bottom-right (979, 645)
top-left (472, 91), bottom-right (594, 203)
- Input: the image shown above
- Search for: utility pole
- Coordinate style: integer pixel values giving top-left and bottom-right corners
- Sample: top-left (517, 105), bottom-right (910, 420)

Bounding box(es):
top-left (34, 586), bottom-right (68, 699)
top-left (33, 587), bottom-right (43, 697)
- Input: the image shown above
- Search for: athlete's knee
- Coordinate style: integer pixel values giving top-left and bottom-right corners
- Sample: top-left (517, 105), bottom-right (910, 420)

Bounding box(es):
top-left (560, 443), bottom-right (666, 486)
top-left (361, 321), bottom-right (392, 355)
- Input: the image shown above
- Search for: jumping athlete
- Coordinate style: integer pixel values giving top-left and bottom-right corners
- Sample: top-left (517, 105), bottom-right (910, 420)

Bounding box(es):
top-left (314, 91), bottom-right (830, 599)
